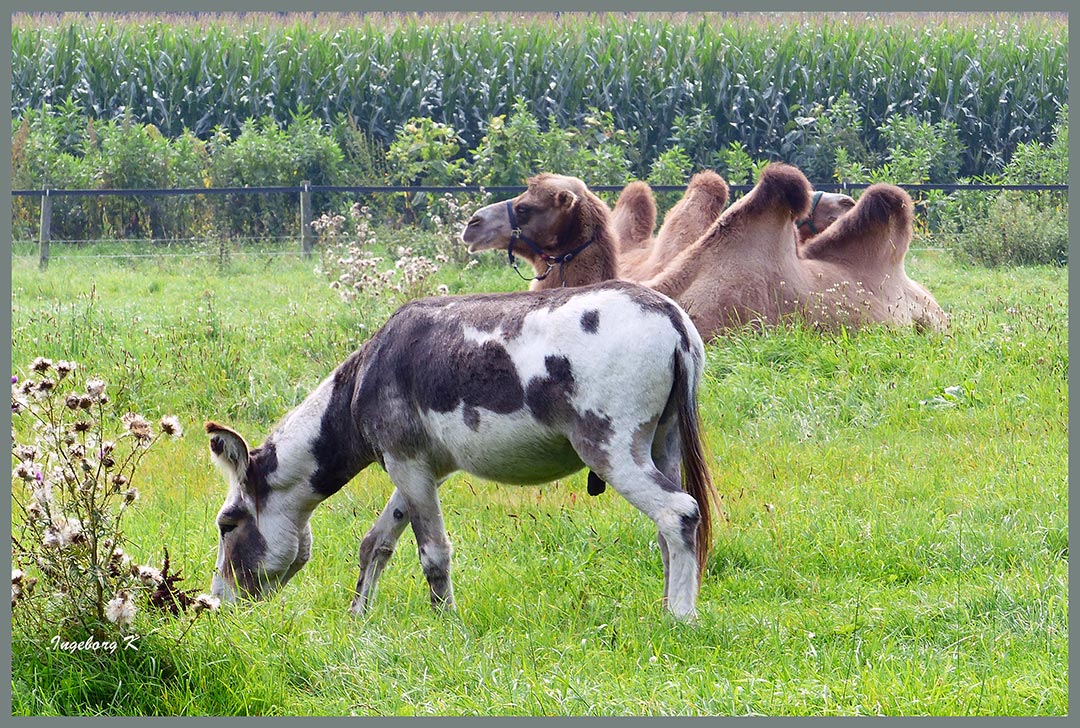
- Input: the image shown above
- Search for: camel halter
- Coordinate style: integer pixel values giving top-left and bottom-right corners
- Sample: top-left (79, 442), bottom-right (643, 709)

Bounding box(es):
top-left (505, 200), bottom-right (595, 286)
top-left (796, 191), bottom-right (824, 234)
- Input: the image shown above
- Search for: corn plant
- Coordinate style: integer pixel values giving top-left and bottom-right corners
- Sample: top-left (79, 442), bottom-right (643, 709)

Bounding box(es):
top-left (12, 12), bottom-right (1068, 179)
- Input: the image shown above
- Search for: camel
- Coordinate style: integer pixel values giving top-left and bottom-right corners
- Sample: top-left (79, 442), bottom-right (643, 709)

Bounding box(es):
top-left (614, 173), bottom-right (853, 278)
top-left (461, 166), bottom-right (946, 338)
top-left (614, 171), bottom-right (731, 281)
top-left (796, 190), bottom-right (856, 244)
top-left (461, 173), bottom-right (620, 291)
top-left (643, 163), bottom-right (947, 335)
top-left (795, 183), bottom-right (947, 332)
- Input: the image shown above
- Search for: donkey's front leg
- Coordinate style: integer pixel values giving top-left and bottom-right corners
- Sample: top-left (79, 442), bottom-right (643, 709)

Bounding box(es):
top-left (351, 488), bottom-right (412, 615)
top-left (385, 457), bottom-right (456, 612)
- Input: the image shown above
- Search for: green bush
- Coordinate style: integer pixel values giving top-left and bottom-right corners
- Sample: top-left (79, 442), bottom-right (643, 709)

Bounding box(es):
top-left (786, 91), bottom-right (875, 184)
top-left (468, 97), bottom-right (546, 188)
top-left (647, 146), bottom-right (693, 214)
top-left (209, 110), bottom-right (344, 238)
top-left (11, 100), bottom-right (96, 241)
top-left (951, 192), bottom-right (1068, 267)
top-left (386, 117), bottom-right (467, 225)
top-left (948, 105), bottom-right (1067, 266)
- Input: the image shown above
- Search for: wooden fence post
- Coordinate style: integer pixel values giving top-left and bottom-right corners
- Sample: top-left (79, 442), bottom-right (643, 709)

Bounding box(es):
top-left (300, 181), bottom-right (313, 258)
top-left (38, 189), bottom-right (52, 271)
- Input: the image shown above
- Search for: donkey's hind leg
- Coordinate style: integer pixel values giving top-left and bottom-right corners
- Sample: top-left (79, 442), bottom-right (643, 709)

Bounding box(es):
top-left (384, 456), bottom-right (456, 612)
top-left (650, 414), bottom-right (683, 605)
top-left (582, 437), bottom-right (700, 620)
top-left (351, 488), bottom-right (412, 615)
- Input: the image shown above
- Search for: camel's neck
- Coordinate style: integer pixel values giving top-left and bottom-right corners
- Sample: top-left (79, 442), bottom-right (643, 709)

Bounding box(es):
top-left (528, 231), bottom-right (619, 290)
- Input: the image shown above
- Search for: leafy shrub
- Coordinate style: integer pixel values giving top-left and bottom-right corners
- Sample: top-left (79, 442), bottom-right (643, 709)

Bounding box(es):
top-left (787, 91), bottom-right (875, 184)
top-left (715, 140), bottom-right (766, 185)
top-left (11, 101), bottom-right (96, 241)
top-left (648, 146), bottom-right (693, 214)
top-left (209, 110), bottom-right (344, 238)
top-left (951, 192), bottom-right (1067, 267)
top-left (669, 108), bottom-right (717, 170)
top-left (468, 97), bottom-right (546, 188)
top-left (878, 115), bottom-right (962, 184)
top-left (947, 105), bottom-right (1067, 266)
top-left (386, 117), bottom-right (467, 225)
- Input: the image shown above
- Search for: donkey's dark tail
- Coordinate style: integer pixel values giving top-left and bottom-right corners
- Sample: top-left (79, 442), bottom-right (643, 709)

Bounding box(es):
top-left (674, 351), bottom-right (721, 579)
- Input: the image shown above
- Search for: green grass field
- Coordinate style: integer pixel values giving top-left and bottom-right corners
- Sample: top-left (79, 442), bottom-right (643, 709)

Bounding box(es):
top-left (9, 242), bottom-right (1067, 716)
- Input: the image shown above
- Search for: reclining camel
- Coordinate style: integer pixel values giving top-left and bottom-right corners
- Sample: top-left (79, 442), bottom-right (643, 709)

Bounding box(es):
top-left (613, 173), bottom-right (854, 278)
top-left (794, 183), bottom-right (946, 331)
top-left (797, 190), bottom-right (856, 244)
top-left (460, 167), bottom-right (946, 337)
top-left (642, 163), bottom-right (947, 334)
top-left (613, 171), bottom-right (730, 280)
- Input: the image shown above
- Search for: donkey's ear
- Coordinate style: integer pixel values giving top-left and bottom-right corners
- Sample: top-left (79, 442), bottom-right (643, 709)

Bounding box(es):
top-left (205, 421), bottom-right (250, 482)
top-left (555, 189), bottom-right (579, 210)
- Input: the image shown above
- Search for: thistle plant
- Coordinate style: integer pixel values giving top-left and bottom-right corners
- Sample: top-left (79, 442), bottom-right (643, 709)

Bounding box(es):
top-left (9, 357), bottom-right (208, 640)
top-left (426, 191), bottom-right (488, 265)
top-left (319, 202), bottom-right (450, 306)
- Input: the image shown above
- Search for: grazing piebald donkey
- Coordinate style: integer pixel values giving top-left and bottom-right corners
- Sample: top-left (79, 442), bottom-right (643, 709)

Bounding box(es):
top-left (207, 280), bottom-right (719, 620)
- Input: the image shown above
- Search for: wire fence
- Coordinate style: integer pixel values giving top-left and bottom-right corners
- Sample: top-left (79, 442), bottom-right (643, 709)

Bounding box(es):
top-left (11, 181), bottom-right (1069, 269)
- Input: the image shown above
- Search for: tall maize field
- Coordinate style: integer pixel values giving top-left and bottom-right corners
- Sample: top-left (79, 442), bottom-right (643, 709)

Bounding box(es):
top-left (10, 11), bottom-right (1069, 178)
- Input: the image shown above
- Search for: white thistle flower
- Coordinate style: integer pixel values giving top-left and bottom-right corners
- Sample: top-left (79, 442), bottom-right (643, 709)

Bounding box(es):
top-left (85, 378), bottom-right (107, 399)
top-left (137, 565), bottom-right (163, 587)
top-left (105, 590), bottom-right (137, 627)
top-left (193, 593), bottom-right (221, 613)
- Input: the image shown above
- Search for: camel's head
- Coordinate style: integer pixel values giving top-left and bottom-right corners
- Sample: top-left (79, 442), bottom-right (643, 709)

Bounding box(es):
top-left (461, 174), bottom-right (599, 255)
top-left (797, 191), bottom-right (856, 243)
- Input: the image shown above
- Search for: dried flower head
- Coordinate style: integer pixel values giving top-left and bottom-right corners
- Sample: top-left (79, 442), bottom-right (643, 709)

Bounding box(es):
top-left (193, 593), bottom-right (221, 613)
top-left (136, 565), bottom-right (163, 587)
top-left (14, 444), bottom-right (37, 462)
top-left (64, 393), bottom-right (82, 410)
top-left (85, 378), bottom-right (106, 400)
top-left (122, 488), bottom-right (139, 505)
top-left (105, 590), bottom-right (137, 627)
top-left (43, 516), bottom-right (83, 549)
top-left (159, 415), bottom-right (182, 438)
top-left (55, 360), bottom-right (76, 379)
top-left (31, 357), bottom-right (53, 374)
top-left (121, 413), bottom-right (153, 442)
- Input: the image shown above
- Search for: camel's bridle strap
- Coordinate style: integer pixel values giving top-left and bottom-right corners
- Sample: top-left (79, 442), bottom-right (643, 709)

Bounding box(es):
top-left (505, 200), bottom-right (595, 286)
top-left (796, 190), bottom-right (825, 234)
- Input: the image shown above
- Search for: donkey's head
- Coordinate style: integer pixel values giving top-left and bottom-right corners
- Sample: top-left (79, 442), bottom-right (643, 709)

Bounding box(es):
top-left (461, 173), bottom-right (601, 255)
top-left (205, 421), bottom-right (315, 602)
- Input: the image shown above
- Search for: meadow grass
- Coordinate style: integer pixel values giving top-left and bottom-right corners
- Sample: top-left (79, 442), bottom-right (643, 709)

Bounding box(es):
top-left (9, 243), bottom-right (1067, 716)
